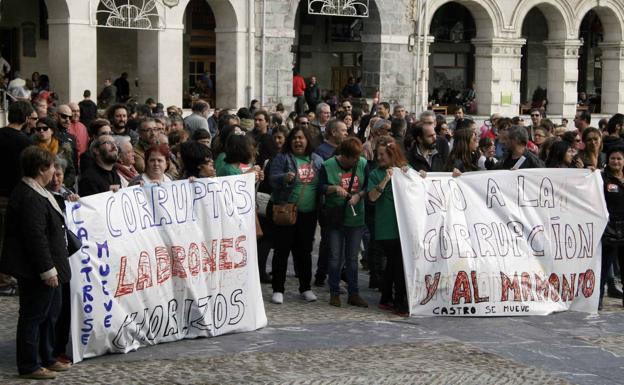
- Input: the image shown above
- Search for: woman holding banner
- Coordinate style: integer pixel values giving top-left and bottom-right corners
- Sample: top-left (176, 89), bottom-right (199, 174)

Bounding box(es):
top-left (0, 146), bottom-right (72, 379)
top-left (216, 133), bottom-right (263, 182)
top-left (268, 127), bottom-right (323, 304)
top-left (445, 129), bottom-right (479, 174)
top-left (319, 137), bottom-right (369, 308)
top-left (367, 136), bottom-right (410, 316)
top-left (600, 146), bottom-right (624, 310)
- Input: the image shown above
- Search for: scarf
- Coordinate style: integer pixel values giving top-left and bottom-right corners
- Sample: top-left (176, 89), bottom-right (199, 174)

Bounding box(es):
top-left (37, 137), bottom-right (60, 155)
top-left (22, 177), bottom-right (64, 217)
top-left (117, 163), bottom-right (139, 181)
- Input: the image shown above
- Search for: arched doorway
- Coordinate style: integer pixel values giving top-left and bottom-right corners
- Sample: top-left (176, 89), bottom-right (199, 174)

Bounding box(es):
top-left (428, 2), bottom-right (476, 110)
top-left (293, 0), bottom-right (381, 108)
top-left (576, 5), bottom-right (624, 114)
top-left (520, 8), bottom-right (548, 107)
top-left (183, 0), bottom-right (216, 108)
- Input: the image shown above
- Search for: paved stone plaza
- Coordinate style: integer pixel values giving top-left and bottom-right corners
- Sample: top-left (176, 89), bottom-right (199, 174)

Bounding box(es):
top-left (1, 257), bottom-right (624, 385)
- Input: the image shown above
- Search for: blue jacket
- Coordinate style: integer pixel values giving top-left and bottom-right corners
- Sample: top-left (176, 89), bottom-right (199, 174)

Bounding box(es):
top-left (269, 152), bottom-right (323, 204)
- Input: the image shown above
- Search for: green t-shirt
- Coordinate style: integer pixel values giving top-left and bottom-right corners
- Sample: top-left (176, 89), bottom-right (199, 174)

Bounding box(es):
top-left (323, 156), bottom-right (367, 227)
top-left (214, 152), bottom-right (226, 173)
top-left (217, 162), bottom-right (251, 177)
top-left (368, 167), bottom-right (401, 240)
top-left (289, 155), bottom-right (318, 213)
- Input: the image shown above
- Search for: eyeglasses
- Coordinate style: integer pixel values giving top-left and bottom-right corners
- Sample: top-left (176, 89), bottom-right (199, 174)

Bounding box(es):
top-left (35, 126), bottom-right (49, 132)
top-left (59, 113), bottom-right (72, 120)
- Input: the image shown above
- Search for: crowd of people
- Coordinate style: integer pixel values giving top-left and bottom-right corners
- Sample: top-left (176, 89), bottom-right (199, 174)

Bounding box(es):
top-left (0, 75), bottom-right (623, 379)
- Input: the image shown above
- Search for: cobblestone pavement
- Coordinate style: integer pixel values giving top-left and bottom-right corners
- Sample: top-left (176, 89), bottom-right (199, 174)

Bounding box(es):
top-left (1, 261), bottom-right (624, 384)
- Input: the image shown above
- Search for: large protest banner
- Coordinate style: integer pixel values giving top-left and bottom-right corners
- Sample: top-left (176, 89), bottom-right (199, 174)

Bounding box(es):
top-left (66, 174), bottom-right (267, 362)
top-left (392, 169), bottom-right (608, 316)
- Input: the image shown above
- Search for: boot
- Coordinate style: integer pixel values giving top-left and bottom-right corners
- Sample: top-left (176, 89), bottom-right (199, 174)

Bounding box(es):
top-left (329, 293), bottom-right (341, 307)
top-left (347, 294), bottom-right (368, 308)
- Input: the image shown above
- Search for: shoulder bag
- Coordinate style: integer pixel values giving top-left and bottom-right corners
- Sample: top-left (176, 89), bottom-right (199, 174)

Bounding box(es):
top-left (272, 158), bottom-right (313, 226)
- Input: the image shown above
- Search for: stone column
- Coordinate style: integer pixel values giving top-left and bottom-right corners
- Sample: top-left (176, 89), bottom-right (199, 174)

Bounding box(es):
top-left (599, 42), bottom-right (624, 114)
top-left (215, 27), bottom-right (249, 109)
top-left (137, 27), bottom-right (184, 108)
top-left (543, 40), bottom-right (581, 117)
top-left (472, 38), bottom-right (525, 117)
top-left (47, 20), bottom-right (97, 104)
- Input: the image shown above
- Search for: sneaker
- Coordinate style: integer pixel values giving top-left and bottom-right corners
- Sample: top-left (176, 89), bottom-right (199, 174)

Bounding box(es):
top-left (347, 294), bottom-right (368, 308)
top-left (19, 368), bottom-right (57, 380)
top-left (300, 290), bottom-right (317, 302)
top-left (271, 292), bottom-right (283, 304)
top-left (329, 293), bottom-right (341, 307)
top-left (45, 361), bottom-right (71, 372)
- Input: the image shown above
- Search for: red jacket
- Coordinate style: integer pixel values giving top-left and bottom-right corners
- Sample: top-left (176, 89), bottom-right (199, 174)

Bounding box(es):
top-left (293, 75), bottom-right (306, 97)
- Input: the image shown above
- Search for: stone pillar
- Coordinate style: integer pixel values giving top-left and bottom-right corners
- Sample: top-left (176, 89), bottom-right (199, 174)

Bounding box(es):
top-left (137, 27), bottom-right (184, 108)
top-left (215, 28), bottom-right (248, 109)
top-left (472, 38), bottom-right (525, 117)
top-left (544, 40), bottom-right (581, 117)
top-left (599, 42), bottom-right (624, 114)
top-left (47, 20), bottom-right (97, 104)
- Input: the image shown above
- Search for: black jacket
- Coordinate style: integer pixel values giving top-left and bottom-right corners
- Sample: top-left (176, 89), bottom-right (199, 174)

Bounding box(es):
top-left (408, 139), bottom-right (448, 172)
top-left (495, 148), bottom-right (545, 170)
top-left (603, 170), bottom-right (624, 222)
top-left (0, 181), bottom-right (71, 283)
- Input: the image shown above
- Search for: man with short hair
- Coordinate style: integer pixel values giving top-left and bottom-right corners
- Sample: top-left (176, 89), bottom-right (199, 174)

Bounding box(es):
top-left (251, 110), bottom-right (275, 166)
top-left (55, 105), bottom-right (79, 186)
top-left (574, 110), bottom-right (591, 135)
top-left (184, 100), bottom-right (210, 136)
top-left (315, 120), bottom-right (348, 161)
top-left (407, 124), bottom-right (447, 172)
top-left (114, 72), bottom-right (130, 102)
top-left (98, 79), bottom-right (116, 109)
top-left (341, 100), bottom-right (353, 114)
top-left (169, 114), bottom-right (184, 132)
top-left (133, 118), bottom-right (159, 173)
top-left (448, 105), bottom-right (465, 132)
top-left (68, 102), bottom-right (89, 158)
top-left (376, 102), bottom-right (391, 120)
top-left (393, 105), bottom-right (406, 120)
top-left (0, 101), bottom-right (34, 295)
top-left (79, 135), bottom-right (122, 196)
top-left (526, 108), bottom-right (542, 141)
top-left (309, 103), bottom-right (332, 148)
top-left (114, 136), bottom-right (138, 188)
top-left (495, 126), bottom-right (544, 170)
top-left (79, 90), bottom-right (98, 127)
top-left (107, 104), bottom-right (138, 145)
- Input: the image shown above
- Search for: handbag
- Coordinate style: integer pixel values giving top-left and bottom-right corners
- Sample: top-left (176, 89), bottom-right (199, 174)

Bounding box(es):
top-left (319, 165), bottom-right (357, 228)
top-left (603, 220), bottom-right (624, 245)
top-left (272, 157), bottom-right (312, 226)
top-left (66, 229), bottom-right (82, 256)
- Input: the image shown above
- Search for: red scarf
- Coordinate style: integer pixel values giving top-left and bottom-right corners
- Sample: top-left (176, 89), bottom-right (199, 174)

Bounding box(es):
top-left (117, 163), bottom-right (138, 181)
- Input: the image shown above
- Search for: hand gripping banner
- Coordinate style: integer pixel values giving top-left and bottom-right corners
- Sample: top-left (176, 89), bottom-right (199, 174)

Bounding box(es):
top-left (392, 169), bottom-right (608, 316)
top-left (66, 174), bottom-right (267, 362)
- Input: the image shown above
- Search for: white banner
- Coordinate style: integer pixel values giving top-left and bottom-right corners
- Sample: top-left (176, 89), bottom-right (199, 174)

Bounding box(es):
top-left (393, 169), bottom-right (608, 316)
top-left (67, 174), bottom-right (267, 362)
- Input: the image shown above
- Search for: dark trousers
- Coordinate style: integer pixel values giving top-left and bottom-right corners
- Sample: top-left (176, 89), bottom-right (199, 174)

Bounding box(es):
top-left (601, 243), bottom-right (623, 299)
top-left (53, 282), bottom-right (71, 357)
top-left (272, 211), bottom-right (317, 293)
top-left (379, 239), bottom-right (407, 309)
top-left (315, 225), bottom-right (329, 282)
top-left (295, 96), bottom-right (306, 115)
top-left (16, 278), bottom-right (62, 374)
top-left (257, 215), bottom-right (275, 276)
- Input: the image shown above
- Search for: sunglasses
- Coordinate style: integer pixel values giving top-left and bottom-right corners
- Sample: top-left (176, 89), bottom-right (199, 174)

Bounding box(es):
top-left (59, 113), bottom-right (72, 120)
top-left (35, 126), bottom-right (49, 132)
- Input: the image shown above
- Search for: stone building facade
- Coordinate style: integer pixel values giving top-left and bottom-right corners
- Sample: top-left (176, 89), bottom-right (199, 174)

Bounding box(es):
top-left (1, 0), bottom-right (624, 117)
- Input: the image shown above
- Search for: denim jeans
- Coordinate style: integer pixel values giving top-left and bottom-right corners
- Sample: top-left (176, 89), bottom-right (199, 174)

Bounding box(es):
top-left (328, 225), bottom-right (364, 295)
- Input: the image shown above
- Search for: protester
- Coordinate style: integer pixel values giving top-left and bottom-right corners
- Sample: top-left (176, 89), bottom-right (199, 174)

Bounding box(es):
top-left (495, 126), bottom-right (545, 169)
top-left (0, 146), bottom-right (72, 379)
top-left (579, 127), bottom-right (605, 169)
top-left (32, 117), bottom-right (77, 189)
top-left (367, 136), bottom-right (410, 316)
top-left (603, 114), bottom-right (624, 154)
top-left (68, 102), bottom-right (89, 158)
top-left (477, 137), bottom-right (497, 170)
top-left (268, 127), bottom-right (323, 304)
top-left (406, 124), bottom-right (446, 172)
top-left (78, 135), bottom-right (121, 196)
top-left (107, 104), bottom-right (138, 145)
top-left (600, 146), bottom-right (624, 310)
top-left (133, 118), bottom-right (159, 173)
top-left (184, 100), bottom-right (210, 136)
top-left (319, 137), bottom-right (369, 307)
top-left (114, 136), bottom-right (138, 188)
top-left (130, 143), bottom-right (173, 185)
top-left (445, 129), bottom-right (479, 173)
top-left (545, 141), bottom-right (575, 168)
top-left (179, 140), bottom-right (216, 179)
top-left (315, 120), bottom-right (348, 161)
top-left (216, 133), bottom-right (263, 182)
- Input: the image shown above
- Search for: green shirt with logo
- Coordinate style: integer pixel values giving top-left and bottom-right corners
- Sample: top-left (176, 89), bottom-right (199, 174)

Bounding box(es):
top-left (323, 156), bottom-right (367, 227)
top-left (367, 167), bottom-right (406, 240)
top-left (289, 155), bottom-right (318, 213)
